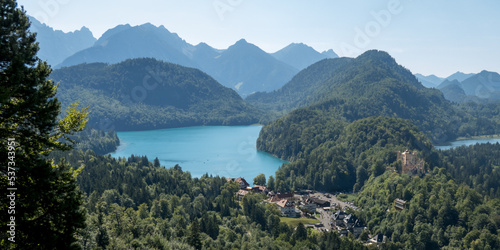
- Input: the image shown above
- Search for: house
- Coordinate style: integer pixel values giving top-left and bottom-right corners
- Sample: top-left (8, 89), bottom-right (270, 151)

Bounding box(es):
top-left (277, 199), bottom-right (297, 217)
top-left (344, 214), bottom-right (357, 229)
top-left (332, 210), bottom-right (366, 237)
top-left (236, 189), bottom-right (249, 200)
top-left (332, 210), bottom-right (348, 227)
top-left (394, 198), bottom-right (407, 211)
top-left (370, 234), bottom-right (387, 245)
top-left (252, 185), bottom-right (268, 194)
top-left (269, 195), bottom-right (281, 203)
top-left (352, 219), bottom-right (366, 238)
top-left (227, 177), bottom-right (250, 189)
top-left (309, 197), bottom-right (330, 207)
top-left (300, 199), bottom-right (317, 213)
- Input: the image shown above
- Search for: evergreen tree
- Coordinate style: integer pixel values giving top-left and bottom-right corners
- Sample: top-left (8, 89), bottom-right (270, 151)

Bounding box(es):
top-left (0, 1), bottom-right (88, 248)
top-left (188, 220), bottom-right (202, 250)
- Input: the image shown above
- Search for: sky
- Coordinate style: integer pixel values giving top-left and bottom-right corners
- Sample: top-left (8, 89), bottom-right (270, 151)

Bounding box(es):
top-left (17, 0), bottom-right (500, 77)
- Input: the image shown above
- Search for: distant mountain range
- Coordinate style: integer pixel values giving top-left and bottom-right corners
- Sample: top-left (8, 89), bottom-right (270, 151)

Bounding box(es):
top-left (437, 71), bottom-right (500, 103)
top-left (51, 58), bottom-right (262, 130)
top-left (415, 72), bottom-right (476, 88)
top-left (28, 16), bottom-right (96, 66)
top-left (56, 22), bottom-right (307, 96)
top-left (27, 19), bottom-right (336, 96)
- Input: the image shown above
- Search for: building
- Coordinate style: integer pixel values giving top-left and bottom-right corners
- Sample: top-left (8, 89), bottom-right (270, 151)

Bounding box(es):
top-left (236, 189), bottom-right (249, 200)
top-left (397, 150), bottom-right (425, 176)
top-left (309, 197), bottom-right (330, 207)
top-left (332, 210), bottom-right (348, 228)
top-left (332, 210), bottom-right (366, 237)
top-left (252, 185), bottom-right (269, 194)
top-left (227, 177), bottom-right (250, 189)
top-left (300, 199), bottom-right (317, 213)
top-left (277, 200), bottom-right (297, 217)
top-left (394, 198), bottom-right (407, 211)
top-left (352, 219), bottom-right (366, 238)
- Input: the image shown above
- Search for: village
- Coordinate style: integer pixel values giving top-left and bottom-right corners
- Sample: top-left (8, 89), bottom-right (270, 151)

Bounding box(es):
top-left (227, 177), bottom-right (391, 245)
top-left (226, 149), bottom-right (422, 245)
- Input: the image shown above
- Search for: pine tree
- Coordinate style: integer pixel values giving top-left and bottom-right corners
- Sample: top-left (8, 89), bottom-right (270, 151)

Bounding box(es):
top-left (0, 1), bottom-right (88, 248)
top-left (188, 220), bottom-right (202, 250)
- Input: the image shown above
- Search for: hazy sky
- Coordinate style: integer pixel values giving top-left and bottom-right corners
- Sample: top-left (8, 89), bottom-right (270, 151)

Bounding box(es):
top-left (17, 0), bottom-right (500, 77)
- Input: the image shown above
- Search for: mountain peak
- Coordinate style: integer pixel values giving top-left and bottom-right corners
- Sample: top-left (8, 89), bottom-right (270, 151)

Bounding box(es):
top-left (321, 49), bottom-right (339, 58)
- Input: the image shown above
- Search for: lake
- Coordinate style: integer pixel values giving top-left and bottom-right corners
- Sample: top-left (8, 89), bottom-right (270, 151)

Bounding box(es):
top-left (110, 125), bottom-right (287, 182)
top-left (435, 138), bottom-right (500, 150)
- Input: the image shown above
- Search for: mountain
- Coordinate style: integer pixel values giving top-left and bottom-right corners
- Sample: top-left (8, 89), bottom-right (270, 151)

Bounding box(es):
top-left (437, 79), bottom-right (461, 89)
top-left (460, 70), bottom-right (500, 98)
top-left (437, 71), bottom-right (500, 103)
top-left (322, 49), bottom-right (339, 58)
top-left (272, 43), bottom-right (338, 70)
top-left (254, 50), bottom-right (500, 199)
top-left (57, 23), bottom-right (299, 96)
top-left (255, 50), bottom-right (500, 162)
top-left (28, 16), bottom-right (96, 66)
top-left (52, 58), bottom-right (262, 131)
top-left (414, 73), bottom-right (443, 88)
top-left (58, 23), bottom-right (197, 69)
top-left (446, 71), bottom-right (475, 82)
top-left (204, 39), bottom-right (298, 96)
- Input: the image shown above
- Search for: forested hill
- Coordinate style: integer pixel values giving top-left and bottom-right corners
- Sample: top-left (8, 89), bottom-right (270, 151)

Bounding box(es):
top-left (255, 50), bottom-right (500, 146)
top-left (52, 58), bottom-right (263, 131)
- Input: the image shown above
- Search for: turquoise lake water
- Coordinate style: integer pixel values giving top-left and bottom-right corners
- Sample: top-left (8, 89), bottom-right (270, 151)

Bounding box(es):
top-left (435, 138), bottom-right (500, 150)
top-left (110, 126), bottom-right (287, 181)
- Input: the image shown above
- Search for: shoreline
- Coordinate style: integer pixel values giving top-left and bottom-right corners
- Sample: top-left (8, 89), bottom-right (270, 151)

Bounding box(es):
top-left (455, 134), bottom-right (500, 141)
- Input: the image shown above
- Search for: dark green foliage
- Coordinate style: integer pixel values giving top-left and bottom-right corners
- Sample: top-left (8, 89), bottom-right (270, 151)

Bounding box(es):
top-left (355, 169), bottom-right (500, 249)
top-left (253, 173), bottom-right (266, 185)
top-left (52, 58), bottom-right (264, 131)
top-left (439, 143), bottom-right (500, 199)
top-left (188, 220), bottom-right (202, 249)
top-left (66, 127), bottom-right (119, 154)
top-left (0, 1), bottom-right (88, 248)
top-left (53, 149), bottom-right (369, 249)
top-left (268, 116), bottom-right (433, 192)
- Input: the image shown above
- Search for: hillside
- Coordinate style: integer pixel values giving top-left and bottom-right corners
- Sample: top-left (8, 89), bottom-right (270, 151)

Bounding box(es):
top-left (254, 50), bottom-right (498, 145)
top-left (28, 16), bottom-right (96, 66)
top-left (52, 58), bottom-right (262, 130)
top-left (246, 57), bottom-right (353, 112)
top-left (255, 50), bottom-right (500, 195)
top-left (271, 43), bottom-right (338, 70)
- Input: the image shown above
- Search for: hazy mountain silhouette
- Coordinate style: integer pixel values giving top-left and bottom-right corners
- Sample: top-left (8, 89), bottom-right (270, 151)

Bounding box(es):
top-left (28, 16), bottom-right (96, 66)
top-left (272, 43), bottom-right (338, 70)
top-left (437, 71), bottom-right (500, 103)
top-left (56, 23), bottom-right (307, 96)
top-left (415, 73), bottom-right (444, 88)
top-left (446, 71), bottom-right (475, 82)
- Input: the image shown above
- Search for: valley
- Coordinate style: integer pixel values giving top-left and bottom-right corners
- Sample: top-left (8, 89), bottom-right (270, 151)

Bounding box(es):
top-left (2, 3), bottom-right (500, 249)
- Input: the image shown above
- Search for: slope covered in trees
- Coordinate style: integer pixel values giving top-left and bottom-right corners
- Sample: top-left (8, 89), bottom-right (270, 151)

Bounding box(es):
top-left (355, 169), bottom-right (500, 249)
top-left (264, 116), bottom-right (434, 192)
top-left (52, 58), bottom-right (263, 131)
top-left (254, 51), bottom-right (500, 145)
top-left (49, 150), bottom-right (373, 249)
